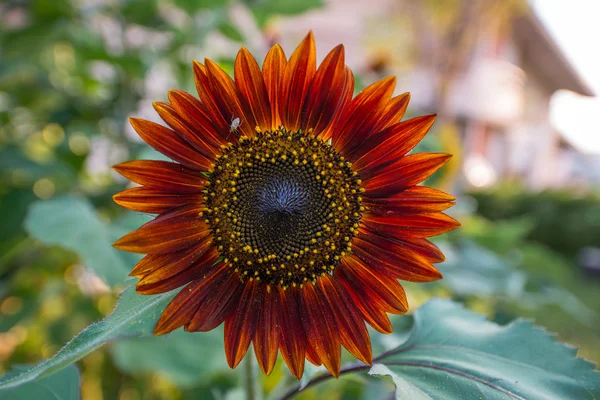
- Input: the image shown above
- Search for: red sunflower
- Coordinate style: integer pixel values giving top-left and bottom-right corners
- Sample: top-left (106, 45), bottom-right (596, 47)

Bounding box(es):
top-left (113, 32), bottom-right (459, 379)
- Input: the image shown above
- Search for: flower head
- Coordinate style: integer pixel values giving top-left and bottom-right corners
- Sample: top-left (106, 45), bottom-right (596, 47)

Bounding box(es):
top-left (113, 32), bottom-right (459, 379)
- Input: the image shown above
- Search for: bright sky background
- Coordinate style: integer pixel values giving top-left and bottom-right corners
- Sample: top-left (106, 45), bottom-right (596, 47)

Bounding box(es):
top-left (532, 0), bottom-right (600, 153)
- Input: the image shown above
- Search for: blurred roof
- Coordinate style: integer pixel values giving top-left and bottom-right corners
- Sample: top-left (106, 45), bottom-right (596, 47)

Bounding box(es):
top-left (513, 11), bottom-right (594, 97)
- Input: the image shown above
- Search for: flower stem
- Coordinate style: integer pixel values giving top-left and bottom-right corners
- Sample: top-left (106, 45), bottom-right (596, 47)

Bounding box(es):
top-left (244, 353), bottom-right (258, 400)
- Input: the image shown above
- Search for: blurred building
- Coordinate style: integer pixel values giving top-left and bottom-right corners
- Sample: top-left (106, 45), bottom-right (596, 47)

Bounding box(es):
top-left (273, 1), bottom-right (594, 190)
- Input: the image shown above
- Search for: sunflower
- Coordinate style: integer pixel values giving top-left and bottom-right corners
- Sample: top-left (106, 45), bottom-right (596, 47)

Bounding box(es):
top-left (113, 32), bottom-right (459, 379)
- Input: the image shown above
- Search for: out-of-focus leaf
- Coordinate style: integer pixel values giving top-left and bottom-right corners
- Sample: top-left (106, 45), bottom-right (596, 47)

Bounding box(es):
top-left (248, 0), bottom-right (323, 24)
top-left (371, 299), bottom-right (600, 399)
top-left (111, 327), bottom-right (227, 387)
top-left (173, 0), bottom-right (229, 14)
top-left (0, 286), bottom-right (178, 389)
top-left (0, 365), bottom-right (80, 400)
top-left (436, 240), bottom-right (526, 298)
top-left (218, 21), bottom-right (244, 42)
top-left (24, 195), bottom-right (129, 286)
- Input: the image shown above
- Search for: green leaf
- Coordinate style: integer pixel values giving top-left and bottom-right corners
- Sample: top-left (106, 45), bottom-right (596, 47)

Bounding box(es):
top-left (24, 195), bottom-right (130, 286)
top-left (0, 365), bottom-right (80, 400)
top-left (111, 327), bottom-right (228, 387)
top-left (371, 299), bottom-right (600, 399)
top-left (0, 286), bottom-right (178, 389)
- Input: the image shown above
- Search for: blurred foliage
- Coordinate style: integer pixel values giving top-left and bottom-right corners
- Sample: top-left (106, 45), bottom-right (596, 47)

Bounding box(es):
top-left (1, 0), bottom-right (599, 398)
top-left (470, 185), bottom-right (600, 256)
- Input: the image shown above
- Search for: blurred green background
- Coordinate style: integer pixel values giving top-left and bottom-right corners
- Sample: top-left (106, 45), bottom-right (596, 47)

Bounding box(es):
top-left (1, 0), bottom-right (599, 399)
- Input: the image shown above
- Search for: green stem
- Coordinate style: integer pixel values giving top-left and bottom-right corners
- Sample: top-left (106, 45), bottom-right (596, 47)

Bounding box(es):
top-left (244, 354), bottom-right (257, 400)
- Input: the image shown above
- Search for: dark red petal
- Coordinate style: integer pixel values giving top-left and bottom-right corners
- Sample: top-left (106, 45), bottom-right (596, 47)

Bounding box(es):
top-left (130, 237), bottom-right (212, 277)
top-left (235, 47), bottom-right (272, 132)
top-left (168, 89), bottom-right (228, 146)
top-left (318, 276), bottom-right (372, 365)
top-left (136, 246), bottom-right (219, 295)
top-left (335, 268), bottom-right (393, 334)
top-left (339, 255), bottom-right (408, 313)
top-left (153, 101), bottom-right (220, 158)
top-left (278, 287), bottom-right (306, 379)
top-left (301, 44), bottom-right (346, 136)
top-left (154, 263), bottom-right (232, 335)
top-left (363, 186), bottom-right (456, 216)
top-left (318, 66), bottom-right (354, 142)
top-left (193, 61), bottom-right (231, 136)
top-left (129, 118), bottom-right (213, 171)
top-left (300, 282), bottom-right (341, 377)
top-left (372, 92), bottom-right (411, 132)
top-left (205, 58), bottom-right (257, 138)
top-left (186, 268), bottom-right (243, 332)
top-left (279, 31), bottom-right (316, 131)
top-left (332, 76), bottom-right (396, 153)
top-left (253, 285), bottom-right (280, 375)
top-left (113, 204), bottom-right (208, 254)
top-left (362, 153), bottom-right (452, 197)
top-left (262, 44), bottom-right (287, 129)
top-left (112, 160), bottom-right (206, 193)
top-left (353, 234), bottom-right (443, 282)
top-left (114, 187), bottom-right (204, 214)
top-left (305, 342), bottom-right (322, 366)
top-left (224, 278), bottom-right (262, 368)
top-left (353, 115), bottom-right (437, 171)
top-left (362, 212), bottom-right (460, 239)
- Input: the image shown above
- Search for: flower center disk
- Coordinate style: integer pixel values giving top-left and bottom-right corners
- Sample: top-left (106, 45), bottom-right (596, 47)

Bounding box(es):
top-left (203, 129), bottom-right (363, 287)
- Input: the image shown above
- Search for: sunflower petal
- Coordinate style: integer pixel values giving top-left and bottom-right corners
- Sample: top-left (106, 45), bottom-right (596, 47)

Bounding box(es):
top-left (193, 61), bottom-right (231, 136)
top-left (362, 153), bottom-right (452, 197)
top-left (362, 212), bottom-right (461, 239)
top-left (279, 31), bottom-right (316, 131)
top-left (278, 287), bottom-right (306, 379)
top-left (372, 92), bottom-right (411, 132)
top-left (224, 278), bottom-right (262, 368)
top-left (353, 115), bottom-right (437, 171)
top-left (129, 118), bottom-right (213, 171)
top-left (113, 204), bottom-right (208, 254)
top-left (319, 276), bottom-right (372, 365)
top-left (113, 187), bottom-right (204, 214)
top-left (262, 44), bottom-right (287, 129)
top-left (235, 47), bottom-right (272, 132)
top-left (253, 285), bottom-right (280, 375)
top-left (154, 263), bottom-right (231, 335)
top-left (362, 186), bottom-right (456, 215)
top-left (318, 66), bottom-right (354, 141)
top-left (300, 282), bottom-right (341, 377)
top-left (301, 44), bottom-right (346, 136)
top-left (112, 160), bottom-right (206, 193)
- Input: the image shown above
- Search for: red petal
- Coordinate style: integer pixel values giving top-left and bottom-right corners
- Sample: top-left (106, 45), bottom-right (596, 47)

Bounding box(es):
top-left (224, 278), bottom-right (262, 368)
top-left (362, 212), bottom-right (460, 239)
top-left (114, 187), bottom-right (204, 214)
top-left (353, 115), bottom-right (437, 171)
top-left (168, 89), bottom-right (228, 146)
top-left (300, 282), bottom-right (341, 377)
top-left (372, 92), bottom-right (411, 132)
top-left (113, 204), bottom-right (208, 254)
top-left (363, 186), bottom-right (456, 215)
top-left (317, 66), bottom-right (354, 142)
top-left (235, 47), bottom-right (272, 132)
top-left (153, 101), bottom-right (219, 158)
top-left (193, 61), bottom-right (231, 137)
top-left (253, 285), bottom-right (280, 375)
top-left (335, 268), bottom-right (393, 334)
top-left (129, 118), bottom-right (213, 171)
top-left (332, 76), bottom-right (396, 153)
top-left (186, 268), bottom-right (243, 332)
top-left (301, 44), bottom-right (347, 136)
top-left (154, 263), bottom-right (232, 335)
top-left (262, 44), bottom-right (287, 129)
top-left (279, 31), bottom-right (316, 131)
top-left (205, 58), bottom-right (257, 138)
top-left (130, 237), bottom-right (213, 277)
top-left (353, 234), bottom-right (443, 282)
top-left (136, 246), bottom-right (219, 294)
top-left (278, 287), bottom-right (306, 379)
top-left (338, 255), bottom-right (408, 313)
top-left (318, 276), bottom-right (372, 365)
top-left (305, 342), bottom-right (322, 366)
top-left (112, 160), bottom-right (206, 193)
top-left (362, 153), bottom-right (452, 197)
